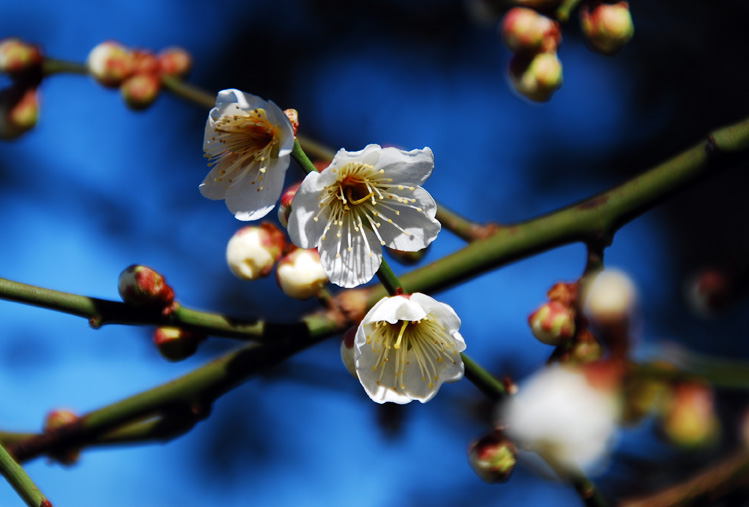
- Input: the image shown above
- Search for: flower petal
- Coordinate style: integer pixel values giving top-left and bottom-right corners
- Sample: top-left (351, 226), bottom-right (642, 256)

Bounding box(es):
top-left (377, 187), bottom-right (440, 251)
top-left (376, 147), bottom-right (434, 185)
top-left (223, 156), bottom-right (288, 221)
top-left (318, 222), bottom-right (382, 288)
top-left (287, 172), bottom-right (329, 249)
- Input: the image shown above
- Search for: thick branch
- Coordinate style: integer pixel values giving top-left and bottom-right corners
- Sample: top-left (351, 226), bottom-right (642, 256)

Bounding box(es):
top-left (0, 441), bottom-right (51, 506)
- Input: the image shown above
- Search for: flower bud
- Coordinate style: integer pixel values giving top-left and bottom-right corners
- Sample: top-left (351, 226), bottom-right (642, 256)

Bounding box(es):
top-left (528, 300), bottom-right (575, 345)
top-left (87, 41), bottom-right (135, 88)
top-left (118, 265), bottom-right (175, 307)
top-left (0, 85), bottom-right (39, 140)
top-left (226, 223), bottom-right (286, 280)
top-left (157, 47), bottom-right (192, 78)
top-left (131, 50), bottom-right (159, 75)
top-left (660, 383), bottom-right (720, 448)
top-left (340, 326), bottom-right (357, 378)
top-left (502, 8), bottom-right (561, 54)
top-left (276, 247), bottom-right (328, 299)
top-left (44, 409), bottom-right (81, 465)
top-left (566, 328), bottom-right (604, 365)
top-left (277, 182), bottom-right (301, 228)
top-left (547, 281), bottom-right (577, 307)
top-left (685, 266), bottom-right (738, 316)
top-left (120, 73), bottom-right (161, 110)
top-left (0, 38), bottom-right (42, 74)
top-left (153, 327), bottom-right (204, 361)
top-left (468, 432), bottom-right (517, 484)
top-left (583, 269), bottom-right (636, 328)
top-left (621, 371), bottom-right (668, 425)
top-left (580, 1), bottom-right (634, 55)
top-left (283, 108), bottom-right (299, 136)
top-left (508, 51), bottom-right (563, 102)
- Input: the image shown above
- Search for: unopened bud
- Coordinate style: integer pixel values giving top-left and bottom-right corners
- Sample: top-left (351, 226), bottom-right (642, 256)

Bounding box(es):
top-left (387, 245), bottom-right (429, 266)
top-left (621, 370), bottom-right (668, 425)
top-left (157, 47), bottom-right (192, 78)
top-left (132, 50), bottom-right (159, 75)
top-left (0, 38), bottom-right (42, 74)
top-left (0, 85), bottom-right (39, 140)
top-left (508, 51), bottom-right (563, 102)
top-left (660, 383), bottom-right (719, 448)
top-left (566, 328), bottom-right (604, 365)
top-left (121, 73), bottom-right (161, 110)
top-left (502, 8), bottom-right (561, 54)
top-left (468, 432), bottom-right (517, 484)
top-left (278, 182), bottom-right (301, 227)
top-left (276, 247), bottom-right (328, 299)
top-left (340, 326), bottom-right (357, 378)
top-left (226, 223), bottom-right (286, 280)
top-left (118, 265), bottom-right (175, 307)
top-left (284, 108), bottom-right (299, 136)
top-left (685, 267), bottom-right (739, 316)
top-left (547, 281), bottom-right (577, 307)
top-left (153, 327), bottom-right (204, 361)
top-left (44, 409), bottom-right (81, 465)
top-left (528, 300), bottom-right (575, 345)
top-left (580, 1), bottom-right (634, 55)
top-left (87, 41), bottom-right (135, 87)
top-left (583, 269), bottom-right (636, 328)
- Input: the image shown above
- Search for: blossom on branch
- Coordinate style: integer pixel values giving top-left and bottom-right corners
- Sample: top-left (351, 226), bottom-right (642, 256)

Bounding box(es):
top-left (354, 293), bottom-right (465, 404)
top-left (201, 89), bottom-right (295, 221)
top-left (287, 144), bottom-right (441, 288)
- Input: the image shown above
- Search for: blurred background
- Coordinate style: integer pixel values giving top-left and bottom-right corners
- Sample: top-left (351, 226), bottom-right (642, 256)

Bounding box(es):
top-left (1, 0), bottom-right (749, 505)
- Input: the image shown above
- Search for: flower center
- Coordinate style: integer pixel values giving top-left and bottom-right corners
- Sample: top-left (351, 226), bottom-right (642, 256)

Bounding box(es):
top-left (205, 108), bottom-right (280, 191)
top-left (366, 317), bottom-right (459, 392)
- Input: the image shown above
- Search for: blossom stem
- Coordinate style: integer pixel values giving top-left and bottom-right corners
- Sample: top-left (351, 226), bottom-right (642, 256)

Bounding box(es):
top-left (160, 75), bottom-right (215, 108)
top-left (291, 139), bottom-right (319, 175)
top-left (460, 353), bottom-right (507, 401)
top-left (375, 258), bottom-right (404, 296)
top-left (0, 440), bottom-right (51, 506)
top-left (41, 57), bottom-right (87, 76)
top-left (555, 0), bottom-right (584, 22)
top-left (434, 203), bottom-right (498, 242)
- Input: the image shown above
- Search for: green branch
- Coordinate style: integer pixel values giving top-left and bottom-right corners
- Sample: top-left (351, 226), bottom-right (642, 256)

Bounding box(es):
top-left (0, 441), bottom-right (50, 506)
top-left (367, 115), bottom-right (749, 305)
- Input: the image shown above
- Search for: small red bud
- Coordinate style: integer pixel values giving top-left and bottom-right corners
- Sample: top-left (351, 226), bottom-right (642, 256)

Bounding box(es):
top-left (0, 85), bottom-right (39, 140)
top-left (283, 108), bottom-right (299, 136)
top-left (44, 409), bottom-right (81, 465)
top-left (121, 73), bottom-right (161, 110)
top-left (501, 8), bottom-right (561, 54)
top-left (226, 223), bottom-right (286, 280)
top-left (528, 300), bottom-right (575, 345)
top-left (276, 247), bottom-right (328, 299)
top-left (118, 265), bottom-right (175, 308)
top-left (87, 41), bottom-right (135, 88)
top-left (660, 382), bottom-right (720, 448)
top-left (580, 1), bottom-right (634, 55)
top-left (508, 51), bottom-right (563, 102)
top-left (468, 431), bottom-right (517, 483)
top-left (340, 326), bottom-right (358, 378)
top-left (157, 47), bottom-right (192, 78)
top-left (153, 327), bottom-right (204, 361)
top-left (0, 38), bottom-right (42, 74)
top-left (277, 182), bottom-right (301, 227)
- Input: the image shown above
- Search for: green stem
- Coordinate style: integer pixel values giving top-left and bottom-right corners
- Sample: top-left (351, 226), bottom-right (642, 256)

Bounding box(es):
top-left (42, 58), bottom-right (87, 76)
top-left (461, 353), bottom-right (506, 401)
top-left (555, 0), bottom-right (583, 22)
top-left (435, 203), bottom-right (498, 242)
top-left (367, 115), bottom-right (749, 304)
top-left (0, 441), bottom-right (50, 506)
top-left (291, 139), bottom-right (319, 175)
top-left (160, 75), bottom-right (215, 108)
top-left (375, 258), bottom-right (403, 296)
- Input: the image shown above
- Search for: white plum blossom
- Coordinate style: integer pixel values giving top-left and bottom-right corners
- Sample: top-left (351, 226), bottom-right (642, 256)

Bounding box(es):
top-left (201, 89), bottom-right (295, 221)
top-left (500, 364), bottom-right (620, 474)
top-left (287, 144), bottom-right (440, 288)
top-left (354, 293), bottom-right (465, 404)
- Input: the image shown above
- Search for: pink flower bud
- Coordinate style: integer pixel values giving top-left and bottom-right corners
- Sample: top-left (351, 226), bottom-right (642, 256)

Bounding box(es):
top-left (153, 327), bottom-right (204, 361)
top-left (277, 182), bottom-right (301, 227)
top-left (508, 51), bottom-right (563, 102)
top-left (528, 300), bottom-right (575, 345)
top-left (276, 247), bottom-right (328, 299)
top-left (0, 85), bottom-right (39, 140)
top-left (120, 73), bottom-right (161, 110)
top-left (660, 383), bottom-right (719, 448)
top-left (583, 269), bottom-right (636, 328)
top-left (226, 223), bottom-right (286, 280)
top-left (87, 41), bottom-right (135, 88)
top-left (131, 50), bottom-right (159, 75)
top-left (44, 409), bottom-right (81, 465)
top-left (340, 326), bottom-right (357, 378)
top-left (118, 265), bottom-right (175, 307)
top-left (157, 47), bottom-right (192, 78)
top-left (276, 248), bottom-right (328, 299)
top-left (468, 432), bottom-right (517, 484)
top-left (283, 108), bottom-right (299, 136)
top-left (685, 266), bottom-right (739, 316)
top-left (580, 1), bottom-right (634, 55)
top-left (502, 8), bottom-right (561, 53)
top-left (0, 38), bottom-right (42, 74)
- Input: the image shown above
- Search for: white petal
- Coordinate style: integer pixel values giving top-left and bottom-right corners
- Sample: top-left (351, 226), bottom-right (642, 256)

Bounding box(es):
top-left (363, 295), bottom-right (428, 325)
top-left (223, 156), bottom-right (288, 221)
top-left (318, 222), bottom-right (382, 288)
top-left (260, 98), bottom-right (295, 157)
top-left (378, 187), bottom-right (440, 251)
top-left (329, 144), bottom-right (383, 169)
top-left (376, 147), bottom-right (434, 185)
top-left (287, 172), bottom-right (328, 249)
